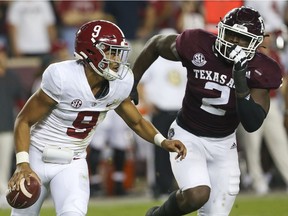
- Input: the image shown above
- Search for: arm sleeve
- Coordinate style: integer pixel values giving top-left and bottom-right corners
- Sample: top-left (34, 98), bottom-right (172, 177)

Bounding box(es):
top-left (237, 96), bottom-right (267, 132)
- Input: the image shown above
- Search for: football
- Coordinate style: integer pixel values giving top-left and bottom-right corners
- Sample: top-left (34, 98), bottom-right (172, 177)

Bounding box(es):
top-left (6, 177), bottom-right (41, 209)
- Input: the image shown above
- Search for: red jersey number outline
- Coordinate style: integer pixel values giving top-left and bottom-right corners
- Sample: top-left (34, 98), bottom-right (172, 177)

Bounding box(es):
top-left (67, 111), bottom-right (100, 139)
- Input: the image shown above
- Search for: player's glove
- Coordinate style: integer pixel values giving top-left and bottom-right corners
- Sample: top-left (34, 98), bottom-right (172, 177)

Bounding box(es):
top-left (228, 45), bottom-right (250, 98)
top-left (129, 81), bottom-right (139, 105)
top-left (229, 44), bottom-right (248, 72)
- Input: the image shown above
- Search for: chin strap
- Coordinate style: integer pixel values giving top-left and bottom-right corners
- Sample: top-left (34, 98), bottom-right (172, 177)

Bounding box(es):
top-left (102, 67), bottom-right (119, 81)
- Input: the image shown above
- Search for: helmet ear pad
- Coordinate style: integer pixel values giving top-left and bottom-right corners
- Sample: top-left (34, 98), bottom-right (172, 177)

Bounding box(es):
top-left (74, 46), bottom-right (107, 78)
top-left (86, 46), bottom-right (107, 70)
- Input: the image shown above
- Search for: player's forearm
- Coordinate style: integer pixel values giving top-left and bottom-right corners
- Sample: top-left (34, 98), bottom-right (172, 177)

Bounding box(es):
top-left (130, 118), bottom-right (165, 146)
top-left (8, 25), bottom-right (20, 56)
top-left (14, 117), bottom-right (31, 153)
top-left (131, 118), bottom-right (157, 143)
top-left (132, 35), bottom-right (160, 82)
top-left (237, 97), bottom-right (266, 132)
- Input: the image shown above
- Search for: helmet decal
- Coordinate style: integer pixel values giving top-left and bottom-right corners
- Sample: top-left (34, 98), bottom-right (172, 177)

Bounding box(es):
top-left (91, 25), bottom-right (102, 44)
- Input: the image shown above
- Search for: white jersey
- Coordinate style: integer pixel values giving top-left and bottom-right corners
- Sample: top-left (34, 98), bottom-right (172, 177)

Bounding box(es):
top-left (7, 2), bottom-right (56, 54)
top-left (30, 60), bottom-right (133, 157)
top-left (141, 57), bottom-right (186, 110)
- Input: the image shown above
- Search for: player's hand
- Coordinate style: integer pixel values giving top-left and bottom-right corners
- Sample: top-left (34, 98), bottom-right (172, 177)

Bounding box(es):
top-left (229, 45), bottom-right (250, 97)
top-left (129, 82), bottom-right (139, 105)
top-left (228, 45), bottom-right (248, 73)
top-left (161, 139), bottom-right (187, 160)
top-left (8, 163), bottom-right (41, 191)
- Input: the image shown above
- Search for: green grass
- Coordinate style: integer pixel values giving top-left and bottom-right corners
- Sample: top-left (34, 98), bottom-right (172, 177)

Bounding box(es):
top-left (1, 192), bottom-right (287, 216)
top-left (230, 193), bottom-right (288, 216)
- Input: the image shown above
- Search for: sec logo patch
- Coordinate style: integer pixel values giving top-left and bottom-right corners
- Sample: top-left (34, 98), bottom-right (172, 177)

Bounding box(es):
top-left (71, 99), bottom-right (82, 108)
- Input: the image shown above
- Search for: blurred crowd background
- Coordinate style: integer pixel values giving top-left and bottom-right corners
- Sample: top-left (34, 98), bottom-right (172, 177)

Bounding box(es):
top-left (1, 1), bottom-right (288, 207)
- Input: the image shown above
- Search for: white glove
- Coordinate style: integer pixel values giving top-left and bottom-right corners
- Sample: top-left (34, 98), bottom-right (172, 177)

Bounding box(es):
top-left (229, 45), bottom-right (249, 98)
top-left (229, 45), bottom-right (248, 72)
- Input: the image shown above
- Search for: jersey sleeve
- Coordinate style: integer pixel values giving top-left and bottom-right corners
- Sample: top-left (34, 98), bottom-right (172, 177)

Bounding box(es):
top-left (41, 64), bottom-right (62, 102)
top-left (176, 29), bottom-right (193, 62)
top-left (248, 54), bottom-right (283, 90)
top-left (175, 29), bottom-right (207, 67)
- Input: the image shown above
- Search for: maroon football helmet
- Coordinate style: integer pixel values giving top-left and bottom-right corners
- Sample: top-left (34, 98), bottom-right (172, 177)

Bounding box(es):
top-left (74, 20), bottom-right (130, 81)
top-left (215, 6), bottom-right (265, 61)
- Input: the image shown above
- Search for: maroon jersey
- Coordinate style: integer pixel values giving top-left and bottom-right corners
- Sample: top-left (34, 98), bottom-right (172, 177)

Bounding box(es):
top-left (175, 29), bottom-right (282, 137)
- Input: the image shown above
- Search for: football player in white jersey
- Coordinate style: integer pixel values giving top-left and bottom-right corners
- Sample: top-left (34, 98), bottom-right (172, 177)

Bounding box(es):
top-left (7, 20), bottom-right (187, 216)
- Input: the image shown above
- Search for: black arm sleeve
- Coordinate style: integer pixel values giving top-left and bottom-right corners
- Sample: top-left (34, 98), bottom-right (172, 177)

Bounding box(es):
top-left (237, 97), bottom-right (267, 132)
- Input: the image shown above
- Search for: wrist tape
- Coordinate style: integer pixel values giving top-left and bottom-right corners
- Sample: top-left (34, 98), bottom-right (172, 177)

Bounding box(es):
top-left (154, 134), bottom-right (166, 147)
top-left (16, 151), bottom-right (29, 164)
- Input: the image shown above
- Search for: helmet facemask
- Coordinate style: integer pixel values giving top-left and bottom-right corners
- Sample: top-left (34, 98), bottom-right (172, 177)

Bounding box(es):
top-left (215, 22), bottom-right (264, 61)
top-left (91, 42), bottom-right (130, 81)
top-left (75, 41), bottom-right (130, 81)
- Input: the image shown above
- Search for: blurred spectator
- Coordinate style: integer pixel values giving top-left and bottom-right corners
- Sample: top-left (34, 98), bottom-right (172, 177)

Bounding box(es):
top-left (0, 43), bottom-right (25, 208)
top-left (285, 2), bottom-right (288, 28)
top-left (176, 1), bottom-right (204, 32)
top-left (148, 1), bottom-right (178, 31)
top-left (137, 28), bottom-right (187, 198)
top-left (88, 110), bottom-right (134, 197)
top-left (237, 28), bottom-right (288, 194)
top-left (31, 40), bottom-right (71, 94)
top-left (103, 1), bottom-right (155, 66)
top-left (6, 1), bottom-right (57, 58)
top-left (54, 1), bottom-right (106, 56)
top-left (245, 1), bottom-right (287, 33)
top-left (277, 2), bottom-right (288, 76)
top-left (0, 2), bottom-right (9, 51)
top-left (203, 0), bottom-right (243, 33)
top-left (245, 0), bottom-right (288, 71)
top-left (50, 40), bottom-right (72, 61)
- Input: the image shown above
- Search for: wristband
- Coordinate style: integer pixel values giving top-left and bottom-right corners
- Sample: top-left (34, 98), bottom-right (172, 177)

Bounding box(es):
top-left (16, 151), bottom-right (29, 164)
top-left (154, 134), bottom-right (166, 147)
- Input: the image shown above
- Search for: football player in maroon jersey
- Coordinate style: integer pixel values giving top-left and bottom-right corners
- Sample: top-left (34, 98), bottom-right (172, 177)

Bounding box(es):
top-left (131, 6), bottom-right (282, 216)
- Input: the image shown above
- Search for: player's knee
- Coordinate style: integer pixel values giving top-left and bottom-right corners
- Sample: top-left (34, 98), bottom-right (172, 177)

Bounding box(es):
top-left (181, 186), bottom-right (210, 212)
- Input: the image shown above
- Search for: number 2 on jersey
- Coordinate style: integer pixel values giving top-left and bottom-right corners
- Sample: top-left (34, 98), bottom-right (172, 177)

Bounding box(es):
top-left (201, 82), bottom-right (230, 116)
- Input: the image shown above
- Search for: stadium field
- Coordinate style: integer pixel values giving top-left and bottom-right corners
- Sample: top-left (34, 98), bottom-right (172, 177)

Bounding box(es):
top-left (1, 192), bottom-right (287, 216)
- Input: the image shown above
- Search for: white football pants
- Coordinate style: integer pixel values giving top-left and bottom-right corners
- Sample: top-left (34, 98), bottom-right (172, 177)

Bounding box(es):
top-left (169, 121), bottom-right (240, 216)
top-left (11, 145), bottom-right (89, 216)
